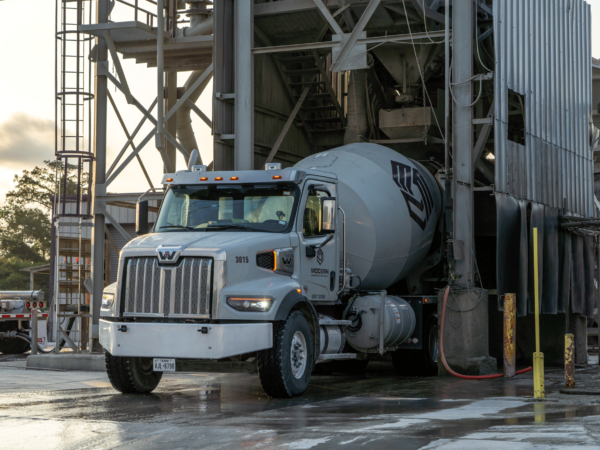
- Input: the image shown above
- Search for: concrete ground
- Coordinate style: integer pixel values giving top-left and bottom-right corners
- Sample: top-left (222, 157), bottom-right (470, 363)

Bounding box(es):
top-left (2, 354), bottom-right (600, 450)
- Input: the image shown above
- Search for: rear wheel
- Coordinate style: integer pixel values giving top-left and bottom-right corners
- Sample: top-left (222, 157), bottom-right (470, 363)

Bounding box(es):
top-left (392, 314), bottom-right (438, 376)
top-left (0, 338), bottom-right (30, 355)
top-left (258, 311), bottom-right (314, 398)
top-left (105, 352), bottom-right (162, 394)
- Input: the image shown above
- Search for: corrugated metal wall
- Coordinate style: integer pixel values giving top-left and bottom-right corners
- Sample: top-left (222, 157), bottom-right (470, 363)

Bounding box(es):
top-left (494, 0), bottom-right (593, 216)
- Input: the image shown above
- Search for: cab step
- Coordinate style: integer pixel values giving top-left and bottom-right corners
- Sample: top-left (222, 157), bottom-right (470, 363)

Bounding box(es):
top-left (316, 353), bottom-right (357, 363)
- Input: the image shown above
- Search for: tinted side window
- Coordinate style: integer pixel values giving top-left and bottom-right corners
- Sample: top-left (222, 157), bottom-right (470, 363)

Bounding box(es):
top-left (303, 190), bottom-right (328, 237)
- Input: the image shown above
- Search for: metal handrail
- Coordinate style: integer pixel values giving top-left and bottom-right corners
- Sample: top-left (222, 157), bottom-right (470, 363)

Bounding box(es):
top-left (336, 206), bottom-right (346, 295)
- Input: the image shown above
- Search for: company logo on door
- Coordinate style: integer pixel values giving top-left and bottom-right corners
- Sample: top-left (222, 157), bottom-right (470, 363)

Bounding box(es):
top-left (391, 161), bottom-right (434, 231)
top-left (317, 248), bottom-right (324, 265)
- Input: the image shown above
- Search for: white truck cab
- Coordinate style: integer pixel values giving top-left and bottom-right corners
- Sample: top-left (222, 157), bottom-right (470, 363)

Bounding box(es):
top-left (100, 144), bottom-right (443, 397)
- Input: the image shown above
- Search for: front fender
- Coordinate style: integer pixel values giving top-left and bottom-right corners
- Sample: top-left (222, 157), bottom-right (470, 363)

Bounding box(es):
top-left (274, 290), bottom-right (320, 362)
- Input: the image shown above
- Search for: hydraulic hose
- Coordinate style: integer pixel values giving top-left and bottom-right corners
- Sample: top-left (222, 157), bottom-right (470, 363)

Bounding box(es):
top-left (15, 332), bottom-right (53, 354)
top-left (440, 286), bottom-right (532, 379)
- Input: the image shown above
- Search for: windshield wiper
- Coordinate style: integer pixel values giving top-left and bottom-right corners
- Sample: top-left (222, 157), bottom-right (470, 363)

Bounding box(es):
top-left (159, 225), bottom-right (193, 231)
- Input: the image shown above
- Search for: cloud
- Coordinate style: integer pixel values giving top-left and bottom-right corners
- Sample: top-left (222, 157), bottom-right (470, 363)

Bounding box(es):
top-left (0, 112), bottom-right (55, 169)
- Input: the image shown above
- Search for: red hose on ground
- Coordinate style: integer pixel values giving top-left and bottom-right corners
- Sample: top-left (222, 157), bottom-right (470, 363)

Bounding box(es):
top-left (440, 286), bottom-right (533, 379)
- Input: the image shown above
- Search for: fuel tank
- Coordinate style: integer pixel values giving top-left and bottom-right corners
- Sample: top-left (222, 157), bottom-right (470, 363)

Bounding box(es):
top-left (294, 143), bottom-right (442, 289)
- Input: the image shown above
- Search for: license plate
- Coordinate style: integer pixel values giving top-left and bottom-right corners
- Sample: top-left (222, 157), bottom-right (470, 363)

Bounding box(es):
top-left (153, 358), bottom-right (176, 372)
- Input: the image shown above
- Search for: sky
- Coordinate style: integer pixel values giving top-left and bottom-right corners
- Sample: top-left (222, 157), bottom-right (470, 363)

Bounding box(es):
top-left (0, 0), bottom-right (598, 205)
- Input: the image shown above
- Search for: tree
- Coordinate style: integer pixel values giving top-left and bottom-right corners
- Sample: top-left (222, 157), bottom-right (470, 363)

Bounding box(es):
top-left (0, 256), bottom-right (49, 292)
top-left (0, 203), bottom-right (51, 262)
top-left (6, 160), bottom-right (89, 211)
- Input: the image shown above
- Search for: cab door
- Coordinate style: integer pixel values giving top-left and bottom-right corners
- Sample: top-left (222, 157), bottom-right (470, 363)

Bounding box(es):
top-left (297, 181), bottom-right (338, 302)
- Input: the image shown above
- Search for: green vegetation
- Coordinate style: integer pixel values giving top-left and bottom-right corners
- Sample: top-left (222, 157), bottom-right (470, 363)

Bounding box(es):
top-left (0, 160), bottom-right (86, 292)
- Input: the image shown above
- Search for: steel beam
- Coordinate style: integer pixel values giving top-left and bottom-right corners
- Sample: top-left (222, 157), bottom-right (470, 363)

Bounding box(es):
top-left (185, 99), bottom-right (212, 128)
top-left (330, 0), bottom-right (381, 72)
top-left (452, 0), bottom-right (474, 284)
top-left (313, 0), bottom-right (344, 35)
top-left (265, 87), bottom-right (311, 164)
top-left (107, 92), bottom-right (156, 191)
top-left (252, 30), bottom-right (447, 54)
top-left (105, 97), bottom-right (157, 177)
top-left (96, 203), bottom-right (133, 241)
top-left (91, 0), bottom-right (110, 352)
top-left (234, 0), bottom-right (254, 170)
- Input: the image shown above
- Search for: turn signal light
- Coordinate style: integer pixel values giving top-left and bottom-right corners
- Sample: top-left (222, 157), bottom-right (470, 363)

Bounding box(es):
top-left (26, 302), bottom-right (30, 308)
top-left (424, 298), bottom-right (428, 303)
top-left (230, 176), bottom-right (239, 180)
top-left (215, 177), bottom-right (223, 181)
top-left (38, 302), bottom-right (43, 308)
top-left (165, 178), bottom-right (173, 182)
top-left (32, 302), bottom-right (37, 308)
top-left (296, 288), bottom-right (302, 294)
top-left (200, 177), bottom-right (208, 181)
top-left (272, 175), bottom-right (282, 179)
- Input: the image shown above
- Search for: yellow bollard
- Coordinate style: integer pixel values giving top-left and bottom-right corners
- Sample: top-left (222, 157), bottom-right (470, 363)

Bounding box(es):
top-left (565, 333), bottom-right (575, 388)
top-left (533, 227), bottom-right (545, 399)
top-left (504, 293), bottom-right (516, 377)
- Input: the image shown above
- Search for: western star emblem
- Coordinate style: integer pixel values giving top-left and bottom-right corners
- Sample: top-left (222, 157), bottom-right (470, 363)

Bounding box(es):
top-left (156, 246), bottom-right (184, 264)
top-left (316, 248), bottom-right (324, 265)
top-left (390, 160), bottom-right (434, 231)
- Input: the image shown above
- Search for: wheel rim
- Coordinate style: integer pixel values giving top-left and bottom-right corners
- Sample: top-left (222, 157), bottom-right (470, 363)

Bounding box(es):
top-left (291, 331), bottom-right (307, 379)
top-left (139, 358), bottom-right (154, 375)
top-left (429, 324), bottom-right (439, 363)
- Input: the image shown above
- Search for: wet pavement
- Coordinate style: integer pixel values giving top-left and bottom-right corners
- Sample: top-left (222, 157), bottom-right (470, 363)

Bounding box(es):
top-left (2, 354), bottom-right (600, 449)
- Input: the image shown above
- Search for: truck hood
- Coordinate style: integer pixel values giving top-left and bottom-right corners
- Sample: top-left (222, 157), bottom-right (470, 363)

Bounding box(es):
top-left (124, 231), bottom-right (292, 255)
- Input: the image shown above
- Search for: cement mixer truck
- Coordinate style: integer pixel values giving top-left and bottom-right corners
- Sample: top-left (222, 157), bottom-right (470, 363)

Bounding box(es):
top-left (99, 143), bottom-right (444, 397)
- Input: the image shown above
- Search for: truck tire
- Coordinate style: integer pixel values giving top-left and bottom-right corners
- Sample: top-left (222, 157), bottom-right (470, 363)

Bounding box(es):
top-left (258, 311), bottom-right (314, 398)
top-left (105, 352), bottom-right (162, 394)
top-left (0, 338), bottom-right (30, 355)
top-left (392, 314), bottom-right (438, 376)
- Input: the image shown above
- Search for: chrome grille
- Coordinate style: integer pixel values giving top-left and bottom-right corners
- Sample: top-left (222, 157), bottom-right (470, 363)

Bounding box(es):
top-left (124, 257), bottom-right (212, 317)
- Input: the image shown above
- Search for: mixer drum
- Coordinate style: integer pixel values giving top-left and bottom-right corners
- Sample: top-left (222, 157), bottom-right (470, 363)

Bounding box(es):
top-left (294, 143), bottom-right (442, 289)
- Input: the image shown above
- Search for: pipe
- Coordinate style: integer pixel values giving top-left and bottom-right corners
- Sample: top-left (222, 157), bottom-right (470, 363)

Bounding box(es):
top-left (176, 69), bottom-right (213, 159)
top-left (15, 332), bottom-right (53, 354)
top-left (343, 70), bottom-right (369, 144)
top-left (440, 286), bottom-right (532, 379)
top-left (175, 3), bottom-right (214, 160)
top-left (336, 207), bottom-right (346, 295)
top-left (177, 12), bottom-right (214, 38)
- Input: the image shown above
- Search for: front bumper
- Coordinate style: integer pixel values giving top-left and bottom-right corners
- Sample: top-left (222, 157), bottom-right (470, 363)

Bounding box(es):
top-left (100, 320), bottom-right (273, 359)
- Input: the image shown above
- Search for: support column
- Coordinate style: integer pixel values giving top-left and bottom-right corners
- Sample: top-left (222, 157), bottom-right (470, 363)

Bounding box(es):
top-left (452, 0), bottom-right (474, 285)
top-left (234, 0), bottom-right (254, 170)
top-left (90, 0), bottom-right (109, 352)
top-left (165, 71), bottom-right (178, 170)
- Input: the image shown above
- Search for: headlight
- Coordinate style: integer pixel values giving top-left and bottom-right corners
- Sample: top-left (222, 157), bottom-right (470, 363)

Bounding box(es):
top-left (226, 296), bottom-right (273, 312)
top-left (101, 294), bottom-right (114, 309)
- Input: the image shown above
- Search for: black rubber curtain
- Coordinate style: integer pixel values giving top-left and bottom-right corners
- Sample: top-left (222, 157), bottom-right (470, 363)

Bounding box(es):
top-left (496, 196), bottom-right (595, 318)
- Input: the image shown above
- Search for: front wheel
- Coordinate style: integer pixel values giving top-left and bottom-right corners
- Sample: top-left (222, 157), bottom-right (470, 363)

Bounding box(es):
top-left (105, 352), bottom-right (162, 394)
top-left (258, 311), bottom-right (314, 398)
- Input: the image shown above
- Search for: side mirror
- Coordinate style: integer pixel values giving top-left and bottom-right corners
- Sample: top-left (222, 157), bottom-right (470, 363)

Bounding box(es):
top-left (136, 200), bottom-right (149, 235)
top-left (321, 197), bottom-right (336, 233)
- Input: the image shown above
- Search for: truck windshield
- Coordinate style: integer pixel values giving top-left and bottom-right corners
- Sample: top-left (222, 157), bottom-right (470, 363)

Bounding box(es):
top-left (155, 183), bottom-right (299, 233)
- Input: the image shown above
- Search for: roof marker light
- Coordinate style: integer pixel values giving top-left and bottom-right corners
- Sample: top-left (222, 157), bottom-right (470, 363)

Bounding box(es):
top-left (230, 176), bottom-right (239, 180)
top-left (215, 177), bottom-right (223, 181)
top-left (272, 175), bottom-right (282, 180)
top-left (200, 177), bottom-right (208, 181)
top-left (165, 178), bottom-right (173, 182)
